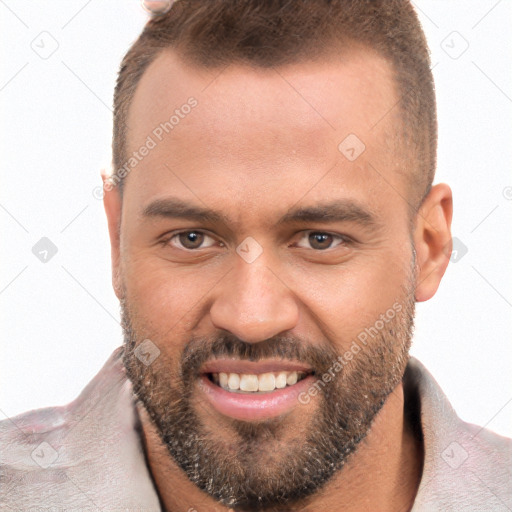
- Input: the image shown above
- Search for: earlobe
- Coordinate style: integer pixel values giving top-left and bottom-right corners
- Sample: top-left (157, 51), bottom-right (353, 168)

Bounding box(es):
top-left (413, 183), bottom-right (453, 302)
top-left (101, 170), bottom-right (124, 300)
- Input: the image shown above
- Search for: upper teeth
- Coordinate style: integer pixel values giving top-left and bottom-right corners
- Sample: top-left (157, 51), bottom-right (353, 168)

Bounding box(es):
top-left (213, 371), bottom-right (306, 393)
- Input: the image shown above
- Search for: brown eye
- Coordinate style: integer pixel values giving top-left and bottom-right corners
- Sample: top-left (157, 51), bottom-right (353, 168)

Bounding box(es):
top-left (177, 231), bottom-right (205, 249)
top-left (308, 232), bottom-right (334, 250)
top-left (295, 231), bottom-right (348, 251)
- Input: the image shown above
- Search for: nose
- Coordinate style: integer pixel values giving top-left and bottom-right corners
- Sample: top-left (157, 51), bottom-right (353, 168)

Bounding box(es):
top-left (209, 258), bottom-right (299, 343)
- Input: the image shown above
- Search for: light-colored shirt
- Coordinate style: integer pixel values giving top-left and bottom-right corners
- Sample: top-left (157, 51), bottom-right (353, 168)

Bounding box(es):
top-left (1, 348), bottom-right (510, 511)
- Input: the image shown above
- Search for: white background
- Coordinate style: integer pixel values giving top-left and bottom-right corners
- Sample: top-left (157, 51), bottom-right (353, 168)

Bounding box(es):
top-left (1, 1), bottom-right (511, 438)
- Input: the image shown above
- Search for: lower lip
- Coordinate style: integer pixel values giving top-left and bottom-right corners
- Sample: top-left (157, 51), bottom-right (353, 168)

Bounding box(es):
top-left (198, 374), bottom-right (316, 421)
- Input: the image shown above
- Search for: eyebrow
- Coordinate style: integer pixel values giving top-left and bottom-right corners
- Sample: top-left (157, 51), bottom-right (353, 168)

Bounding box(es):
top-left (141, 197), bottom-right (378, 229)
top-left (276, 200), bottom-right (377, 228)
top-left (142, 198), bottom-right (229, 224)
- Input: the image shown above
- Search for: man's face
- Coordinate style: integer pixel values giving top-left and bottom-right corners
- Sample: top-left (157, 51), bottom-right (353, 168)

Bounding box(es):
top-left (117, 49), bottom-right (417, 508)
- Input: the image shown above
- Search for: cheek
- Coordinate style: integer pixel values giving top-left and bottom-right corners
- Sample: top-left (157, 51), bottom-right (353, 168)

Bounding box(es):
top-left (121, 251), bottom-right (226, 332)
top-left (288, 248), bottom-right (411, 344)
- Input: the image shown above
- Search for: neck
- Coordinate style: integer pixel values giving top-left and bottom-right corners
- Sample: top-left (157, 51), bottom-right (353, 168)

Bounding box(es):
top-left (138, 383), bottom-right (423, 512)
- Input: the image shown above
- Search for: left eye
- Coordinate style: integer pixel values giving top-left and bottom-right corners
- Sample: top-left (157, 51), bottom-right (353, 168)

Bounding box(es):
top-left (295, 231), bottom-right (348, 250)
top-left (167, 231), bottom-right (217, 250)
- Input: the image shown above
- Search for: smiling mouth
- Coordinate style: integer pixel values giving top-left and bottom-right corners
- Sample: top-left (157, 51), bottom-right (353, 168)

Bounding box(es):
top-left (206, 370), bottom-right (311, 394)
top-left (198, 361), bottom-right (317, 421)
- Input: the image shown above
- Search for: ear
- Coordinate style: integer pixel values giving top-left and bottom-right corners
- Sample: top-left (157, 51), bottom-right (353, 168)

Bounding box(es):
top-left (413, 183), bottom-right (453, 302)
top-left (101, 170), bottom-right (124, 300)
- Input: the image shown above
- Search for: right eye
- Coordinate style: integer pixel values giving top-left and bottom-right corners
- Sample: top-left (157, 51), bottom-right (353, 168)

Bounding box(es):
top-left (164, 230), bottom-right (218, 250)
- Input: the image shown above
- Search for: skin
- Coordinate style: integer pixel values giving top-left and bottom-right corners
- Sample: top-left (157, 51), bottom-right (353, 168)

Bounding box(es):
top-left (103, 48), bottom-right (452, 511)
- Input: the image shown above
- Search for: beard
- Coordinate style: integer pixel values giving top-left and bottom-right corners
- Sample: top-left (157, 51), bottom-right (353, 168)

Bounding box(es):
top-left (121, 271), bottom-right (416, 511)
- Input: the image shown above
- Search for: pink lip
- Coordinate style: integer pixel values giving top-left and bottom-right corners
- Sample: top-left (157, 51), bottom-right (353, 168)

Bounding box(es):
top-left (197, 374), bottom-right (316, 421)
top-left (200, 358), bottom-right (313, 375)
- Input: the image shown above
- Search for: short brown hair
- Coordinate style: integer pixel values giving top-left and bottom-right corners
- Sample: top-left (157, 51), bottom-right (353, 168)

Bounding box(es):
top-left (112, 0), bottom-right (436, 205)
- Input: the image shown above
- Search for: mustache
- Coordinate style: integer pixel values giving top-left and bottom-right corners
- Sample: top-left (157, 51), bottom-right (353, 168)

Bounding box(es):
top-left (180, 332), bottom-right (340, 381)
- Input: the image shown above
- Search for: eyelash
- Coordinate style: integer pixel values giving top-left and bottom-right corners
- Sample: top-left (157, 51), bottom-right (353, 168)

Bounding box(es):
top-left (161, 230), bottom-right (353, 251)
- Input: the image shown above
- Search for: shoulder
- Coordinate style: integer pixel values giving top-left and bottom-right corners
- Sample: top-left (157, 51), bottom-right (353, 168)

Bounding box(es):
top-left (0, 347), bottom-right (160, 510)
top-left (406, 357), bottom-right (512, 511)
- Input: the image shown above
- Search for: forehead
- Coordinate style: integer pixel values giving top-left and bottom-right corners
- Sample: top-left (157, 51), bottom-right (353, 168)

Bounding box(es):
top-left (127, 47), bottom-right (397, 148)
top-left (123, 48), bottom-right (405, 221)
